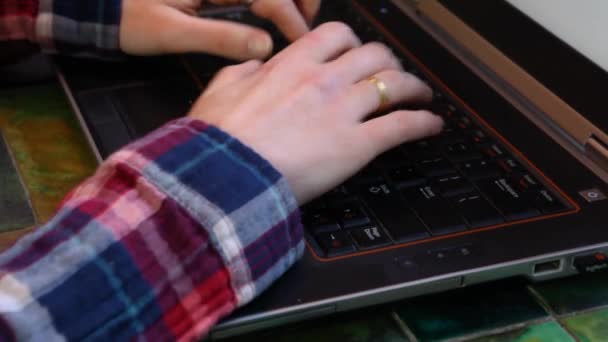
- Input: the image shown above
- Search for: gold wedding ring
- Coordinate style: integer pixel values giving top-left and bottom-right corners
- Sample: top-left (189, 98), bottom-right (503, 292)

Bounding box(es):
top-left (368, 77), bottom-right (390, 110)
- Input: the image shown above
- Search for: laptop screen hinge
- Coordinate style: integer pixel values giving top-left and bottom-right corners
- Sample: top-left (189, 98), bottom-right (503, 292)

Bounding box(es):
top-left (586, 135), bottom-right (608, 173)
top-left (397, 0), bottom-right (421, 11)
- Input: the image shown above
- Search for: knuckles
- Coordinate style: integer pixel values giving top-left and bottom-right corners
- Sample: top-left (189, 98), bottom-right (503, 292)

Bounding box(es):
top-left (364, 42), bottom-right (400, 70)
top-left (305, 21), bottom-right (359, 47)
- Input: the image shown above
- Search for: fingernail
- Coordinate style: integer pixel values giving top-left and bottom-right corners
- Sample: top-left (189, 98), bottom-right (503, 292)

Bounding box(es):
top-left (248, 35), bottom-right (272, 57)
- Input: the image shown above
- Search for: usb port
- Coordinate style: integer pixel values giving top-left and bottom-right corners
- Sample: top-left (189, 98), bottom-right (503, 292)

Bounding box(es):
top-left (533, 259), bottom-right (562, 275)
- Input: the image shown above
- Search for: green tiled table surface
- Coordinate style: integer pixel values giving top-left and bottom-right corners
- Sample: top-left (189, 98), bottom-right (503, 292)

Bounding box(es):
top-left (1, 82), bottom-right (607, 342)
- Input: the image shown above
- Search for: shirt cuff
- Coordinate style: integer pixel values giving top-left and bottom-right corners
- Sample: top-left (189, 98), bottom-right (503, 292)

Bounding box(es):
top-left (35, 0), bottom-right (122, 57)
top-left (0, 117), bottom-right (304, 340)
top-left (118, 118), bottom-right (306, 306)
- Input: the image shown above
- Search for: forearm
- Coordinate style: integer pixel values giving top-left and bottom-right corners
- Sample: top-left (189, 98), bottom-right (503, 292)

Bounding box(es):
top-left (0, 0), bottom-right (122, 56)
top-left (0, 118), bottom-right (304, 341)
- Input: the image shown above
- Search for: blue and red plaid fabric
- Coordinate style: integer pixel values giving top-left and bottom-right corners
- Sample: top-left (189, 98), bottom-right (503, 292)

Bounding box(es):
top-left (1, 0), bottom-right (122, 56)
top-left (0, 118), bottom-right (304, 340)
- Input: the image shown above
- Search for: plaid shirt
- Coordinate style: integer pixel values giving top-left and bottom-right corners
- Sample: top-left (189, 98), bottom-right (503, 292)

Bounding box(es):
top-left (1, 0), bottom-right (121, 56)
top-left (0, 119), bottom-right (304, 341)
top-left (2, 2), bottom-right (305, 339)
top-left (2, 3), bottom-right (304, 339)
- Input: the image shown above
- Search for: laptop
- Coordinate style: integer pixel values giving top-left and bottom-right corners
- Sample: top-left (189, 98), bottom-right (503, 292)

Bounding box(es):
top-left (54, 0), bottom-right (608, 338)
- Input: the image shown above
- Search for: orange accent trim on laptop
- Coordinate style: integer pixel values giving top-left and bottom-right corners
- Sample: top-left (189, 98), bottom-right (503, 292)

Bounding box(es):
top-left (307, 0), bottom-right (581, 263)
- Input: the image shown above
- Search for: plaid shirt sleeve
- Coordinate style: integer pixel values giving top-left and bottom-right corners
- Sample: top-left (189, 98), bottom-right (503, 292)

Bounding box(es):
top-left (0, 118), bottom-right (304, 341)
top-left (0, 0), bottom-right (122, 57)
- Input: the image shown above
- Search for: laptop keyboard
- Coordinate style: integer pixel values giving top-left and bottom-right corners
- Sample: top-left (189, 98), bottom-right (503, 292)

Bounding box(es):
top-left (197, 1), bottom-right (574, 259)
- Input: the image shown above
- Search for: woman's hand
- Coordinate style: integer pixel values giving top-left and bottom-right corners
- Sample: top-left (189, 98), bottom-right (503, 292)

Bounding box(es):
top-left (120, 0), bottom-right (321, 60)
top-left (188, 22), bottom-right (444, 204)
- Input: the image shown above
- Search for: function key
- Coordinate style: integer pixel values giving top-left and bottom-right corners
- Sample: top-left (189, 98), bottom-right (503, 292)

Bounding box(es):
top-left (315, 231), bottom-right (356, 257)
top-left (351, 225), bottom-right (391, 250)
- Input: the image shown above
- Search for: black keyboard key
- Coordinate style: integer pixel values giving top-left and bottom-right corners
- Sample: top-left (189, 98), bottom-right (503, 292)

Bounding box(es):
top-left (388, 165), bottom-right (425, 188)
top-left (452, 193), bottom-right (504, 228)
top-left (374, 149), bottom-right (407, 169)
top-left (401, 185), bottom-right (465, 235)
top-left (480, 143), bottom-right (507, 159)
top-left (303, 208), bottom-right (340, 234)
top-left (352, 165), bottom-right (384, 185)
top-left (417, 157), bottom-right (456, 177)
top-left (351, 225), bottom-right (391, 249)
top-left (513, 173), bottom-right (541, 191)
top-left (435, 174), bottom-right (475, 197)
top-left (444, 142), bottom-right (483, 162)
top-left (432, 89), bottom-right (446, 103)
top-left (477, 178), bottom-right (540, 220)
top-left (335, 202), bottom-right (371, 228)
top-left (415, 199), bottom-right (466, 235)
top-left (533, 189), bottom-right (567, 214)
top-left (360, 182), bottom-right (430, 243)
top-left (316, 231), bottom-right (356, 257)
top-left (402, 140), bottom-right (441, 162)
top-left (469, 129), bottom-right (489, 145)
top-left (497, 158), bottom-right (522, 174)
top-left (454, 115), bottom-right (474, 130)
top-left (401, 184), bottom-right (440, 205)
top-left (431, 102), bottom-right (458, 120)
top-left (385, 209), bottom-right (429, 243)
top-left (439, 126), bottom-right (467, 145)
top-left (460, 159), bottom-right (502, 180)
top-left (324, 184), bottom-right (356, 203)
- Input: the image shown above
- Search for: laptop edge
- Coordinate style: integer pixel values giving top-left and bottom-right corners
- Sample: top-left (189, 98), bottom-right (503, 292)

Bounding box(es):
top-left (52, 0), bottom-right (608, 339)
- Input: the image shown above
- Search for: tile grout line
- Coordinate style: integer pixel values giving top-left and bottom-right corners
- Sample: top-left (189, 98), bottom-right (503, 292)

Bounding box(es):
top-left (526, 285), bottom-right (581, 342)
top-left (1, 130), bottom-right (38, 225)
top-left (556, 302), bottom-right (608, 320)
top-left (390, 311), bottom-right (420, 342)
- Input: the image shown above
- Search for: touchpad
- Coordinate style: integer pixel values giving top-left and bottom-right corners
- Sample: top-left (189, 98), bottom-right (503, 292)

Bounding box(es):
top-left (77, 78), bottom-right (200, 158)
top-left (111, 79), bottom-right (200, 138)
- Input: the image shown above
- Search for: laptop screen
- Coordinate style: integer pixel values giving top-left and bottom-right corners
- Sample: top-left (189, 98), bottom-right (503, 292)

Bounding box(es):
top-left (506, 0), bottom-right (608, 72)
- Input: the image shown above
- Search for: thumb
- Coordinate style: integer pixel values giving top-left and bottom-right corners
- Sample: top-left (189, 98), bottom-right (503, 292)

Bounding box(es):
top-left (121, 5), bottom-right (273, 60)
